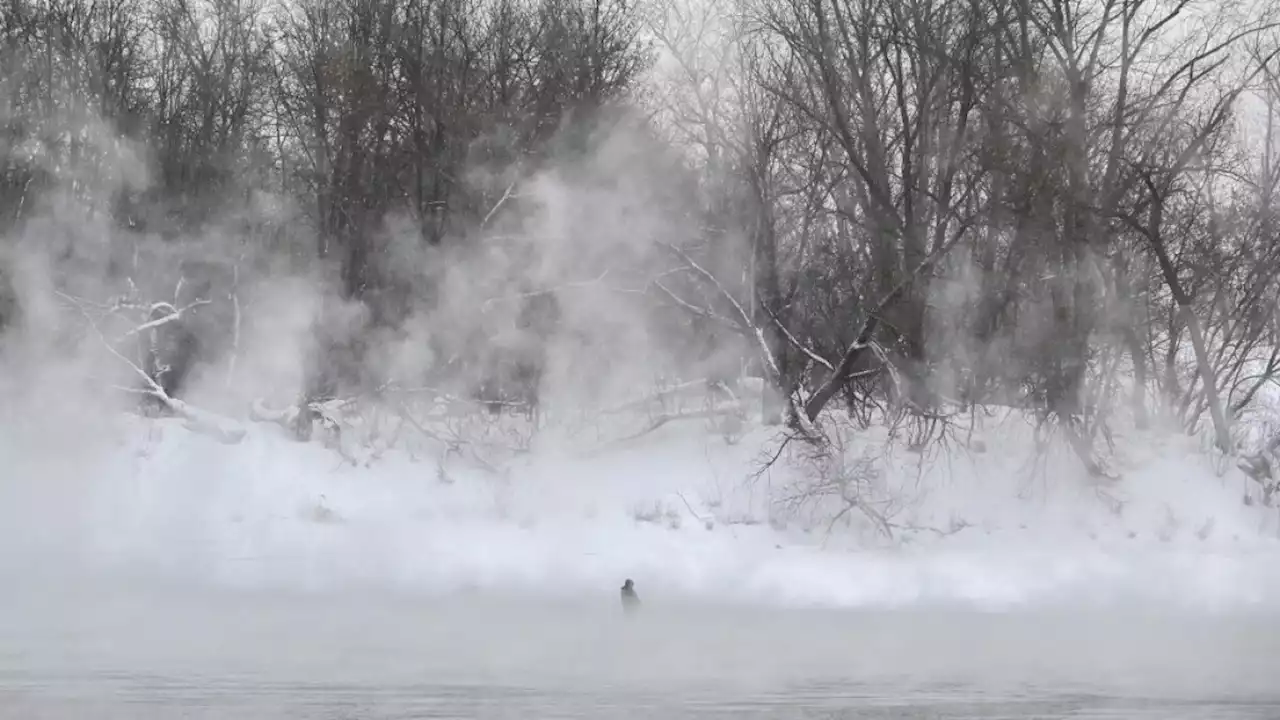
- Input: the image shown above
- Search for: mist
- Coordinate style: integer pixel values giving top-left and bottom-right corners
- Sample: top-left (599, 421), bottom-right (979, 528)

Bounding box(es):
top-left (0, 0), bottom-right (1278, 594)
top-left (3, 0), bottom-right (1280, 714)
top-left (4, 580), bottom-right (1279, 718)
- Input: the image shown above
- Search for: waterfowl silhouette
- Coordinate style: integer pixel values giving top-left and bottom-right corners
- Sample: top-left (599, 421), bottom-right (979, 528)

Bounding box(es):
top-left (620, 578), bottom-right (640, 614)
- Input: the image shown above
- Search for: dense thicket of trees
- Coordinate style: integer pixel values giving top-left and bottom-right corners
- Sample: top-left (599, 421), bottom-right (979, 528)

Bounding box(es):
top-left (0, 0), bottom-right (649, 413)
top-left (4, 0), bottom-right (1280, 472)
top-left (653, 0), bottom-right (1280, 466)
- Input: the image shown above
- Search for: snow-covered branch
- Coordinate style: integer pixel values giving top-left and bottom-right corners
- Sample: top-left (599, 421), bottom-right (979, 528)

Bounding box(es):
top-left (59, 291), bottom-right (246, 444)
top-left (656, 240), bottom-right (783, 387)
top-left (651, 279), bottom-right (737, 328)
top-left (802, 229), bottom-right (965, 422)
top-left (116, 299), bottom-right (210, 340)
top-left (480, 178), bottom-right (519, 229)
top-left (760, 299), bottom-right (833, 373)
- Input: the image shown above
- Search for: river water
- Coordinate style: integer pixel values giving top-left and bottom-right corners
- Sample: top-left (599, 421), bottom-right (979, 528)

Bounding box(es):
top-left (1, 581), bottom-right (1277, 719)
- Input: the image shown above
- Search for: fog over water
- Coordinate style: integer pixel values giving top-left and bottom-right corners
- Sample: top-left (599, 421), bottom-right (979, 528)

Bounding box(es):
top-left (4, 0), bottom-right (1280, 712)
top-left (2, 578), bottom-right (1278, 718)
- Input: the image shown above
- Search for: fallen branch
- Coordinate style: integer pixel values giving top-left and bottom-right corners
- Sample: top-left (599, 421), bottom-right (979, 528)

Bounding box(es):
top-left (165, 396), bottom-right (248, 445)
top-left (61, 291), bottom-right (245, 444)
top-left (599, 380), bottom-right (708, 415)
top-left (885, 518), bottom-right (972, 538)
top-left (610, 404), bottom-right (746, 445)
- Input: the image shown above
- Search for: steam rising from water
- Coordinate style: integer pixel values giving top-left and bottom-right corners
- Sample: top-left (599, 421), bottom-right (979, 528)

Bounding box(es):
top-left (0, 20), bottom-right (1278, 631)
top-left (3, 581), bottom-right (1279, 717)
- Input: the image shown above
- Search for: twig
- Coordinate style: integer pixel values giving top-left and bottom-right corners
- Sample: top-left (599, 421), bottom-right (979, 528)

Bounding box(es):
top-left (750, 430), bottom-right (798, 482)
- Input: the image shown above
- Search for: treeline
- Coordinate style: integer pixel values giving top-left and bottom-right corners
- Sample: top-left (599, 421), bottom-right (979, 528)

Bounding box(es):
top-left (0, 0), bottom-right (650, 411)
top-left (660, 0), bottom-right (1280, 455)
top-left (4, 0), bottom-right (1280, 462)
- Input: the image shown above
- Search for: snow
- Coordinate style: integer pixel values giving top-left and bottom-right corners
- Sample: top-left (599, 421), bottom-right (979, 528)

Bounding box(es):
top-left (2, 391), bottom-right (1279, 614)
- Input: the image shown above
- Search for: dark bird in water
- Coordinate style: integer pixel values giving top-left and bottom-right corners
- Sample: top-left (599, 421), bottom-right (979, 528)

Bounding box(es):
top-left (620, 578), bottom-right (640, 614)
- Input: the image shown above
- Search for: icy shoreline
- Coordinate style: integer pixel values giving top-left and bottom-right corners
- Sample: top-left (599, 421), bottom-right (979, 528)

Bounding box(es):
top-left (2, 405), bottom-right (1278, 613)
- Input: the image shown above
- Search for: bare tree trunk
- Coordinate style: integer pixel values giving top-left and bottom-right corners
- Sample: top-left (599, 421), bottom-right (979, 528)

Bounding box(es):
top-left (1144, 189), bottom-right (1231, 451)
top-left (1124, 324), bottom-right (1149, 429)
